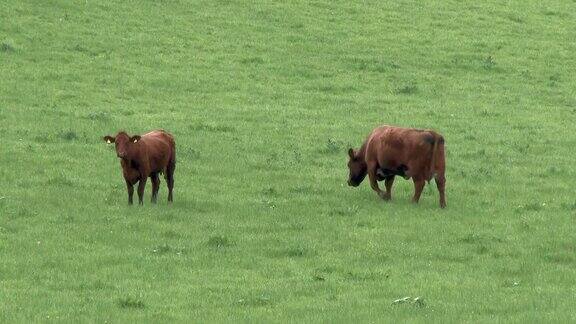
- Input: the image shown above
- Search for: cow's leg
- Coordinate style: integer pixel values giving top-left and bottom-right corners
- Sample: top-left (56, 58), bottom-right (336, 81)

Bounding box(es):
top-left (412, 178), bottom-right (426, 204)
top-left (125, 179), bottom-right (134, 205)
top-left (150, 173), bottom-right (160, 204)
top-left (367, 162), bottom-right (386, 199)
top-left (166, 160), bottom-right (175, 203)
top-left (383, 175), bottom-right (395, 201)
top-left (435, 175), bottom-right (446, 208)
top-left (137, 176), bottom-right (147, 205)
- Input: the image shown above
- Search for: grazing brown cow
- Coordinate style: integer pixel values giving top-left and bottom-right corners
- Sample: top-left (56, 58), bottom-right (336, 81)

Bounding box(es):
top-left (347, 125), bottom-right (446, 208)
top-left (103, 130), bottom-right (176, 205)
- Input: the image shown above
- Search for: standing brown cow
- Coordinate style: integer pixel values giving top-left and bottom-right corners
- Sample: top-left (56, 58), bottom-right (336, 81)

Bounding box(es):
top-left (103, 130), bottom-right (176, 205)
top-left (347, 125), bottom-right (446, 208)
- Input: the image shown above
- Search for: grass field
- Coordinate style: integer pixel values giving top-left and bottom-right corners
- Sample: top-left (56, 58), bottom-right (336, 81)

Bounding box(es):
top-left (2, 0), bottom-right (576, 321)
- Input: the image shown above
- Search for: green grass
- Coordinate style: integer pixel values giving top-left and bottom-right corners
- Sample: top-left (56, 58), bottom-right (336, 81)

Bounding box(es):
top-left (2, 0), bottom-right (576, 321)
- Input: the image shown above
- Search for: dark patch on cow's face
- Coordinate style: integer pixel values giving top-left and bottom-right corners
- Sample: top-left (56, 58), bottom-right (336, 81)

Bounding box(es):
top-left (114, 132), bottom-right (133, 159)
top-left (111, 132), bottom-right (142, 159)
top-left (347, 148), bottom-right (367, 187)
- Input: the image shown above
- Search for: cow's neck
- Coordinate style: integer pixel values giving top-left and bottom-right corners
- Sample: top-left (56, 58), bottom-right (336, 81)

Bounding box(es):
top-left (122, 157), bottom-right (139, 169)
top-left (357, 142), bottom-right (368, 162)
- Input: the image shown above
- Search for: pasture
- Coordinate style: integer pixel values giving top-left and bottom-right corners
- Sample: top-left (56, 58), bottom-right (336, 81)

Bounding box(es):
top-left (1, 0), bottom-right (575, 321)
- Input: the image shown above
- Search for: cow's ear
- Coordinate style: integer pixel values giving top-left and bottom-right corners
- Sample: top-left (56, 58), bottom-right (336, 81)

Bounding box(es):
top-left (348, 148), bottom-right (355, 159)
top-left (131, 135), bottom-right (142, 143)
top-left (103, 136), bottom-right (115, 144)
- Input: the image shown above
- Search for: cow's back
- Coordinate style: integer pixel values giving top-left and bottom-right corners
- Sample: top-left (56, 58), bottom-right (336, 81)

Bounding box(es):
top-left (366, 126), bottom-right (438, 178)
top-left (142, 130), bottom-right (174, 149)
top-left (141, 130), bottom-right (176, 172)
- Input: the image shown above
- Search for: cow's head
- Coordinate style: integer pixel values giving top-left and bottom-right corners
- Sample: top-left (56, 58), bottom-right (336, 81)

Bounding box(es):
top-left (347, 148), bottom-right (367, 187)
top-left (103, 132), bottom-right (141, 159)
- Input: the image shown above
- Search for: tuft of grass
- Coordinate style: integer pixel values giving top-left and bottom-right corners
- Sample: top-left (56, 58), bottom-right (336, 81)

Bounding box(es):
top-left (561, 202), bottom-right (576, 211)
top-left (349, 57), bottom-right (400, 72)
top-left (331, 205), bottom-right (359, 217)
top-left (271, 247), bottom-right (309, 258)
top-left (345, 270), bottom-right (385, 282)
top-left (85, 111), bottom-right (111, 121)
top-left (151, 243), bottom-right (185, 255)
top-left (59, 130), bottom-right (78, 141)
top-left (240, 57), bottom-right (264, 64)
top-left (543, 253), bottom-right (575, 265)
top-left (515, 202), bottom-right (546, 214)
top-left (395, 82), bottom-right (418, 94)
top-left (8, 207), bottom-right (37, 220)
top-left (181, 147), bottom-right (200, 160)
top-left (507, 14), bottom-right (524, 23)
top-left (207, 236), bottom-right (232, 248)
top-left (1, 41), bottom-right (15, 53)
top-left (120, 110), bottom-right (135, 116)
top-left (323, 138), bottom-right (343, 154)
top-left (238, 294), bottom-right (273, 307)
top-left (285, 248), bottom-right (305, 257)
top-left (162, 230), bottom-right (180, 239)
top-left (117, 298), bottom-right (145, 309)
top-left (261, 187), bottom-right (278, 196)
top-left (458, 233), bottom-right (503, 244)
top-left (46, 173), bottom-right (74, 187)
top-left (188, 123), bottom-right (235, 133)
top-left (152, 244), bottom-right (171, 254)
top-left (311, 83), bottom-right (358, 94)
top-left (483, 55), bottom-right (496, 70)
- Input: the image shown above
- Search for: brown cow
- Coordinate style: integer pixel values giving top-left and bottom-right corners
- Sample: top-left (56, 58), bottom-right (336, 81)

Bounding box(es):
top-left (103, 130), bottom-right (176, 205)
top-left (347, 125), bottom-right (446, 208)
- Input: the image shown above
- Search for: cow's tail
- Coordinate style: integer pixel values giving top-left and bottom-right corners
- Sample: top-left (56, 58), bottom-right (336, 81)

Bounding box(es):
top-left (165, 131), bottom-right (176, 174)
top-left (429, 134), bottom-right (441, 181)
top-left (170, 136), bottom-right (176, 167)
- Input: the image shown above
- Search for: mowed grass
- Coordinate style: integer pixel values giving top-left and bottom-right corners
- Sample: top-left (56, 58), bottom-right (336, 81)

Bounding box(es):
top-left (1, 0), bottom-right (576, 321)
